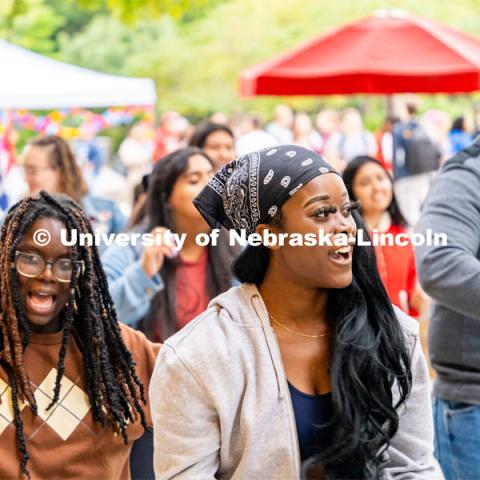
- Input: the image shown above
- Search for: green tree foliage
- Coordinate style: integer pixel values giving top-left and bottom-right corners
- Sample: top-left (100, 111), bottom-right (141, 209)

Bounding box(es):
top-left (4, 0), bottom-right (480, 121)
top-left (0, 0), bottom-right (63, 54)
top-left (77, 0), bottom-right (224, 23)
top-left (47, 0), bottom-right (101, 36)
top-left (57, 15), bottom-right (177, 76)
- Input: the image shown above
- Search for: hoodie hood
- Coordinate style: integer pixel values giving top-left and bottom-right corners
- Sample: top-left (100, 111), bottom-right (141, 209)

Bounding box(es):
top-left (207, 283), bottom-right (270, 328)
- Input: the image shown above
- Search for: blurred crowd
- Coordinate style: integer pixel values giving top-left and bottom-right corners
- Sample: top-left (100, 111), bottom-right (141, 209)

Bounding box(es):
top-left (2, 100), bottom-right (479, 225)
top-left (1, 99), bottom-right (479, 327)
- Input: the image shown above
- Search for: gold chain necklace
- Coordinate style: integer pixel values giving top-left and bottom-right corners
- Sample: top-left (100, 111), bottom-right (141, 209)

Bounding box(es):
top-left (268, 313), bottom-right (330, 339)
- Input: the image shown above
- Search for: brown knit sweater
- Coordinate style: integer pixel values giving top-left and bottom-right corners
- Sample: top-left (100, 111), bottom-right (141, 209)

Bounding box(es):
top-left (0, 323), bottom-right (160, 479)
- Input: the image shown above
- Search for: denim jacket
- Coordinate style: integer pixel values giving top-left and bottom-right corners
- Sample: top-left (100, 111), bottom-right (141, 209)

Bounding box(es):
top-left (0, 194), bottom-right (125, 244)
top-left (101, 231), bottom-right (164, 328)
top-left (82, 194), bottom-right (125, 236)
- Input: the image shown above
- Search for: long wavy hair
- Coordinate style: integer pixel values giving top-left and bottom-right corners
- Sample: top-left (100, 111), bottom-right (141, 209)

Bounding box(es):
top-left (342, 155), bottom-right (407, 228)
top-left (233, 209), bottom-right (412, 479)
top-left (26, 135), bottom-right (89, 203)
top-left (141, 147), bottom-right (239, 341)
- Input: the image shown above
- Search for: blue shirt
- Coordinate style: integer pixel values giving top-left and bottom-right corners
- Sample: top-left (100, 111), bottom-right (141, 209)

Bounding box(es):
top-left (393, 120), bottom-right (418, 180)
top-left (288, 382), bottom-right (334, 462)
top-left (449, 129), bottom-right (472, 155)
top-left (81, 194), bottom-right (126, 237)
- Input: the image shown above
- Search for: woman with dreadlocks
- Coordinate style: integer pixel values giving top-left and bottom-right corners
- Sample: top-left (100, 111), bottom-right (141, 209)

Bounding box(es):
top-left (150, 145), bottom-right (441, 479)
top-left (0, 191), bottom-right (159, 479)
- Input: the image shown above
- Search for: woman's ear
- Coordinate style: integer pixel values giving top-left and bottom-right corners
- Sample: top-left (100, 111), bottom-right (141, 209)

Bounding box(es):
top-left (255, 223), bottom-right (282, 251)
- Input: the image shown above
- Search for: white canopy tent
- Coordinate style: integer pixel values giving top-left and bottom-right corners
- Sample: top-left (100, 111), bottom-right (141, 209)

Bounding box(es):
top-left (0, 40), bottom-right (156, 109)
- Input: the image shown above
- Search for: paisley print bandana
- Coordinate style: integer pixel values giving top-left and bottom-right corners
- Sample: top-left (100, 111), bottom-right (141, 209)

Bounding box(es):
top-left (193, 145), bottom-right (339, 234)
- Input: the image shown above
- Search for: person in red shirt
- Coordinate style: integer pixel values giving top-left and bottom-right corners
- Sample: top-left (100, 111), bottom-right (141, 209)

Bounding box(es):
top-left (152, 112), bottom-right (185, 163)
top-left (343, 155), bottom-right (427, 317)
top-left (0, 191), bottom-right (159, 479)
top-left (374, 115), bottom-right (398, 175)
top-left (103, 148), bottom-right (240, 342)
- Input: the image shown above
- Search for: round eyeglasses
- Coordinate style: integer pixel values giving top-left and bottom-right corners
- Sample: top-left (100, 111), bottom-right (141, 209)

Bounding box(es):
top-left (12, 251), bottom-right (84, 283)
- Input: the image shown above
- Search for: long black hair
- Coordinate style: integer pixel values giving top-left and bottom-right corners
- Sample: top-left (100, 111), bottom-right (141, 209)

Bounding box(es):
top-left (450, 116), bottom-right (465, 132)
top-left (342, 155), bottom-right (408, 228)
top-left (0, 192), bottom-right (148, 478)
top-left (142, 147), bottom-right (238, 341)
top-left (233, 209), bottom-right (412, 479)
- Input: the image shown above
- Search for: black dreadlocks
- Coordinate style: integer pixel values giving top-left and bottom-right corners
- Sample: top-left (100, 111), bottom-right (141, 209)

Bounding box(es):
top-left (0, 191), bottom-right (148, 478)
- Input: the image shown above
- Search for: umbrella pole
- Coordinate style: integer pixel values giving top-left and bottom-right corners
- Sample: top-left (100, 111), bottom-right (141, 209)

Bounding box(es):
top-left (386, 95), bottom-right (395, 117)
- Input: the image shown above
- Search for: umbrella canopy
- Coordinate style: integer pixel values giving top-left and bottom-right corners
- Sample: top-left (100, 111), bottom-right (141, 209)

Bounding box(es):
top-left (240, 10), bottom-right (480, 96)
top-left (0, 40), bottom-right (156, 109)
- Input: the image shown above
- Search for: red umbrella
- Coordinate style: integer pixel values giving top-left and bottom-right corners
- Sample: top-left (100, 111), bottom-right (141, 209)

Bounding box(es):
top-left (240, 10), bottom-right (480, 96)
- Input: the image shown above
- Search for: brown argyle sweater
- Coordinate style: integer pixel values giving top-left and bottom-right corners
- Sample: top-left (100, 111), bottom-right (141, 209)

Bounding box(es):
top-left (0, 323), bottom-right (160, 479)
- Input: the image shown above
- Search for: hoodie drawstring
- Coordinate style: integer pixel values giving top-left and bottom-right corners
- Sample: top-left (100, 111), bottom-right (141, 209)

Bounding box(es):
top-left (251, 294), bottom-right (286, 399)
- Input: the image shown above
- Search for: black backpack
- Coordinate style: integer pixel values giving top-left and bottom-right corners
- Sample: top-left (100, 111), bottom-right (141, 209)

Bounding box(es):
top-left (402, 125), bottom-right (441, 175)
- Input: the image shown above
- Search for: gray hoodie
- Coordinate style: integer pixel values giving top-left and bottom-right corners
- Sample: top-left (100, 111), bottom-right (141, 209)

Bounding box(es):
top-left (150, 283), bottom-right (442, 479)
top-left (415, 139), bottom-right (480, 405)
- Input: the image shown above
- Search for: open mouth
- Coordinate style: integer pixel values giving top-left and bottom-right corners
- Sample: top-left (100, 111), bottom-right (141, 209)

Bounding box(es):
top-left (27, 291), bottom-right (57, 314)
top-left (328, 245), bottom-right (352, 264)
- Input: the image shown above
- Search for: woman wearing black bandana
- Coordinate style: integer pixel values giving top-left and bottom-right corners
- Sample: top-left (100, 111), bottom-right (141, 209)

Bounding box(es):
top-left (150, 145), bottom-right (441, 479)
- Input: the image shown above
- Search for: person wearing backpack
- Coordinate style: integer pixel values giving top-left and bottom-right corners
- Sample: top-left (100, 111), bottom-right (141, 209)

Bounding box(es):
top-left (392, 102), bottom-right (441, 226)
top-left (324, 108), bottom-right (377, 172)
